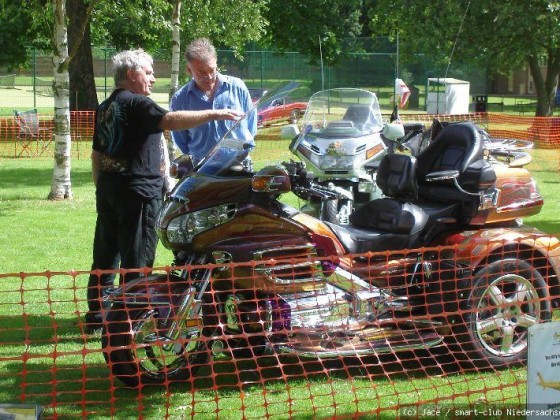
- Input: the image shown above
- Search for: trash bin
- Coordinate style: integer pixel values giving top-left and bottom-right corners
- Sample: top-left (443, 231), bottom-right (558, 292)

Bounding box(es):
top-left (473, 95), bottom-right (487, 112)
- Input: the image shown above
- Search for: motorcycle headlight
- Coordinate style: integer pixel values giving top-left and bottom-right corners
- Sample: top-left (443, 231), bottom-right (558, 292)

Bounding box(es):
top-left (166, 204), bottom-right (237, 244)
top-left (316, 154), bottom-right (364, 170)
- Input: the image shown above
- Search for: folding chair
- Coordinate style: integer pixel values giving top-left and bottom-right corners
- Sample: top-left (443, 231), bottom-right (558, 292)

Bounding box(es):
top-left (13, 109), bottom-right (54, 157)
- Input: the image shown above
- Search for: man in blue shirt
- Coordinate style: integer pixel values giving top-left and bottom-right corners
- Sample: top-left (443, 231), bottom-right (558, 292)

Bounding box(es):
top-left (170, 38), bottom-right (257, 166)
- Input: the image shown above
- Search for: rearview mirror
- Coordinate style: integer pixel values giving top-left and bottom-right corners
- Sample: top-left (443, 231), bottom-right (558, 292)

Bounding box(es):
top-left (281, 124), bottom-right (300, 139)
top-left (170, 155), bottom-right (194, 179)
top-left (382, 122), bottom-right (405, 141)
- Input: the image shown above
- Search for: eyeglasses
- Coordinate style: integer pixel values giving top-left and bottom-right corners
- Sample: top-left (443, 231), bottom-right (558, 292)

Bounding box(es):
top-left (188, 61), bottom-right (218, 81)
top-left (191, 67), bottom-right (217, 81)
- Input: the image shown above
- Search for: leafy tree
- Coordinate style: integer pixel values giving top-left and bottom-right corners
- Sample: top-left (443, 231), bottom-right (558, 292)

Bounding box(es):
top-left (167, 0), bottom-right (182, 158)
top-left (177, 0), bottom-right (267, 50)
top-left (368, 0), bottom-right (560, 116)
top-left (65, 0), bottom-right (176, 112)
top-left (89, 0), bottom-right (266, 62)
top-left (0, 2), bottom-right (33, 69)
top-left (263, 0), bottom-right (364, 65)
top-left (70, 0), bottom-right (267, 110)
top-left (170, 0), bottom-right (181, 98)
top-left (92, 0), bottom-right (173, 51)
top-left (0, 0), bottom-right (50, 69)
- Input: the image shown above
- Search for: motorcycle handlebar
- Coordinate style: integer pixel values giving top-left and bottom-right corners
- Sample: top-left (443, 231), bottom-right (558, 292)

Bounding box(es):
top-left (281, 160), bottom-right (340, 201)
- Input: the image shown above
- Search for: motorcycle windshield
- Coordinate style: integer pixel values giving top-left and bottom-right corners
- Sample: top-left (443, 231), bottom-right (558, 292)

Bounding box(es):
top-left (294, 88), bottom-right (384, 144)
top-left (170, 82), bottom-right (303, 202)
top-left (196, 135), bottom-right (252, 176)
top-left (169, 134), bottom-right (252, 201)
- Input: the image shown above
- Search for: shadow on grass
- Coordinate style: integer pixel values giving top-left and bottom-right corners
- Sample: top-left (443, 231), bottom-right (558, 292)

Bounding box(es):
top-left (0, 312), bottom-right (462, 382)
top-left (181, 347), bottom-right (464, 396)
top-left (0, 167), bottom-right (92, 192)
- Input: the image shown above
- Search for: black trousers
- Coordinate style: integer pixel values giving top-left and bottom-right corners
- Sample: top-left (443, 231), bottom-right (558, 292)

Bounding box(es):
top-left (87, 174), bottom-right (161, 318)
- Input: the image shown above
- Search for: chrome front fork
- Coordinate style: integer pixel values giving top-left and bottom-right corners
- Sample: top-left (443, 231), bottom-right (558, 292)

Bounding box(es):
top-left (160, 268), bottom-right (212, 350)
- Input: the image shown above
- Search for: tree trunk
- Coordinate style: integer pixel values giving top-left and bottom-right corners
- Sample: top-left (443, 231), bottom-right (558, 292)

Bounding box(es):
top-left (528, 53), bottom-right (560, 117)
top-left (169, 0), bottom-right (182, 102)
top-left (167, 0), bottom-right (182, 159)
top-left (68, 0), bottom-right (98, 111)
top-left (48, 0), bottom-right (73, 201)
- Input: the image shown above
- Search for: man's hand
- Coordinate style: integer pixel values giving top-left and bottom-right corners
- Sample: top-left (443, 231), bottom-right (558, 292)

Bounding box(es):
top-left (214, 109), bottom-right (244, 121)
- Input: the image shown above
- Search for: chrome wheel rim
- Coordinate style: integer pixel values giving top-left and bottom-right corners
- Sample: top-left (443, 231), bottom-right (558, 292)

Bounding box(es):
top-left (474, 273), bottom-right (541, 357)
top-left (130, 310), bottom-right (203, 379)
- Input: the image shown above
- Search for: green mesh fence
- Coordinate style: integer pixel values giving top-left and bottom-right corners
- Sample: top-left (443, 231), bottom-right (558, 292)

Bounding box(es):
top-left (1, 38), bottom-right (489, 113)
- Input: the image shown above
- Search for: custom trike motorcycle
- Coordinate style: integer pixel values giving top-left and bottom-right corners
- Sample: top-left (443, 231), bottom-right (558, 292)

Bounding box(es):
top-left (102, 112), bottom-right (560, 387)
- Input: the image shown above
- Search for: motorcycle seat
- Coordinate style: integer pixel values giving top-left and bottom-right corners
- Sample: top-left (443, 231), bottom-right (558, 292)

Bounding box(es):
top-left (351, 199), bottom-right (428, 234)
top-left (326, 122), bottom-right (498, 255)
top-left (333, 153), bottom-right (429, 253)
top-left (416, 122), bottom-right (497, 221)
top-left (328, 200), bottom-right (459, 254)
top-left (325, 221), bottom-right (412, 254)
top-left (375, 153), bottom-right (418, 200)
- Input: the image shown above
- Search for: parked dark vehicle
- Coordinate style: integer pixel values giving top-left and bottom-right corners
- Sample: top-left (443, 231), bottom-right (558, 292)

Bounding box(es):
top-left (101, 87), bottom-right (560, 388)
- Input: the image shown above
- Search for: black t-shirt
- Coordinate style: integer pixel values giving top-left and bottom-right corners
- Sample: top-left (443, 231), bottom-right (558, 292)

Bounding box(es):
top-left (93, 89), bottom-right (168, 198)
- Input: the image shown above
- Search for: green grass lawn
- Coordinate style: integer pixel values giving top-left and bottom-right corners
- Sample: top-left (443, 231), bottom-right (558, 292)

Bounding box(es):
top-left (524, 148), bottom-right (560, 236)
top-left (0, 140), bottom-right (557, 417)
top-left (0, 158), bottom-right (173, 273)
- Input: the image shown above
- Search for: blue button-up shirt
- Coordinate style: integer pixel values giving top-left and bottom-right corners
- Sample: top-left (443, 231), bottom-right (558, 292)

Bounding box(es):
top-left (169, 74), bottom-right (257, 163)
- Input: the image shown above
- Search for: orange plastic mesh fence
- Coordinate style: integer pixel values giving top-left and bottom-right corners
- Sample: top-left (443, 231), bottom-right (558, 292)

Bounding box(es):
top-left (1, 111), bottom-right (94, 158)
top-left (1, 241), bottom-right (559, 418)
top-left (2, 111), bottom-right (560, 158)
top-left (400, 112), bottom-right (560, 149)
